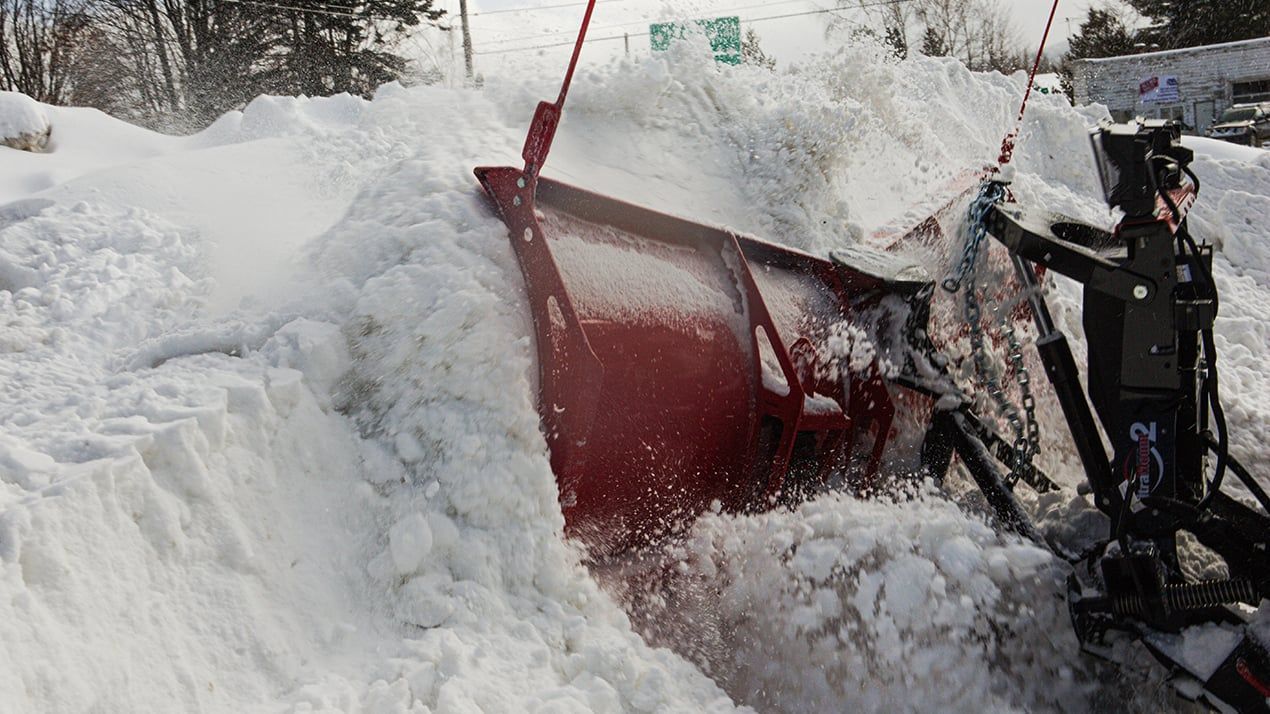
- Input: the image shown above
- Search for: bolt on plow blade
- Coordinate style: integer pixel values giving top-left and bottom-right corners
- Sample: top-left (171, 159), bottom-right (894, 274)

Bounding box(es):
top-left (477, 166), bottom-right (909, 556)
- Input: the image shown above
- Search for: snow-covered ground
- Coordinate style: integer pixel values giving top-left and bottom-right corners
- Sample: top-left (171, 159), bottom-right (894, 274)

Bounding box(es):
top-left (1, 39), bottom-right (1268, 713)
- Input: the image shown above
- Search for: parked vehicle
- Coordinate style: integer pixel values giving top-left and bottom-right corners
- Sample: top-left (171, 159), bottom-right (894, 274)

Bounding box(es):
top-left (1206, 102), bottom-right (1270, 146)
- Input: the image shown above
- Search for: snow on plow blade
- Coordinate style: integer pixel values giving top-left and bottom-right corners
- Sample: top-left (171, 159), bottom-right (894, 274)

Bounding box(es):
top-left (476, 165), bottom-right (912, 556)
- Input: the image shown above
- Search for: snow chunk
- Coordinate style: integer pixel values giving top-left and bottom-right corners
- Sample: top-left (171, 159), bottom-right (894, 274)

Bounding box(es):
top-left (389, 512), bottom-right (434, 576)
top-left (0, 91), bottom-right (49, 152)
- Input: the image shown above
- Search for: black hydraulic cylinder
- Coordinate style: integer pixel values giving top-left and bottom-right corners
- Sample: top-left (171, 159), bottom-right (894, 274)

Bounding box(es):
top-left (1035, 331), bottom-right (1117, 512)
top-left (1009, 255), bottom-right (1117, 513)
top-left (944, 411), bottom-right (1045, 544)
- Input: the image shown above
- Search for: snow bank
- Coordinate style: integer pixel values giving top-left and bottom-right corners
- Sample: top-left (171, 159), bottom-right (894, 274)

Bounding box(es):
top-left (0, 355), bottom-right (386, 712)
top-left (0, 102), bottom-right (178, 202)
top-left (1, 32), bottom-right (1267, 714)
top-left (1, 79), bottom-right (740, 712)
top-left (0, 194), bottom-right (385, 711)
top-left (1182, 136), bottom-right (1270, 485)
top-left (298, 100), bottom-right (738, 710)
top-left (1185, 135), bottom-right (1270, 165)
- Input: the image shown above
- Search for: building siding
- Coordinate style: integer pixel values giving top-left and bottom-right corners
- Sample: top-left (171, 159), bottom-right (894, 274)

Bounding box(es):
top-left (1071, 37), bottom-right (1270, 133)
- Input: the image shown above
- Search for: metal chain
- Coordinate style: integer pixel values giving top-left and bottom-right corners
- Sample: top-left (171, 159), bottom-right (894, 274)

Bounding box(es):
top-left (1004, 324), bottom-right (1040, 484)
top-left (943, 180), bottom-right (1039, 486)
top-left (942, 179), bottom-right (1005, 292)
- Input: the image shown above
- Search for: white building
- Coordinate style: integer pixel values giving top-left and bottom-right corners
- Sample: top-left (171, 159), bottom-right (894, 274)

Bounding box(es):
top-left (1070, 36), bottom-right (1270, 134)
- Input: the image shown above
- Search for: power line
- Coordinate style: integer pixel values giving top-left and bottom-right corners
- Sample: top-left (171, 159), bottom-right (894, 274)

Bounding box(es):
top-left (470, 0), bottom-right (631, 17)
top-left (477, 0), bottom-right (814, 47)
top-left (219, 0), bottom-right (445, 24)
top-left (473, 0), bottom-right (916, 55)
top-left (803, 0), bottom-right (854, 23)
top-left (220, 0), bottom-right (376, 20)
top-left (747, 0), bottom-right (918, 26)
top-left (475, 30), bottom-right (637, 54)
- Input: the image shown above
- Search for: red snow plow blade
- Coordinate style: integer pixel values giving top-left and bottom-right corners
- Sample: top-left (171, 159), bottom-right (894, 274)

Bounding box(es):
top-left (475, 164), bottom-right (922, 554)
top-left (472, 1), bottom-right (940, 556)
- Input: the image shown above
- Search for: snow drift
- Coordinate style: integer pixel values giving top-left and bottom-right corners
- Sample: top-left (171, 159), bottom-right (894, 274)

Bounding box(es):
top-left (1, 37), bottom-right (1268, 713)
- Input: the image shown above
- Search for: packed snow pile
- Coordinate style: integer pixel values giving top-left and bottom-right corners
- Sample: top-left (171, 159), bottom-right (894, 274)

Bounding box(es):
top-left (2, 36), bottom-right (1268, 713)
top-left (616, 486), bottom-right (1092, 712)
top-left (713, 494), bottom-right (1078, 710)
top-left (0, 91), bottom-right (50, 152)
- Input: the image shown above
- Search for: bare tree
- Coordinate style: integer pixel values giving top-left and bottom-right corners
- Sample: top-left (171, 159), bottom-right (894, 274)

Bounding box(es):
top-left (62, 24), bottom-right (132, 111)
top-left (5, 0), bottom-right (443, 130)
top-left (826, 0), bottom-right (1031, 72)
top-left (916, 0), bottom-right (973, 61)
top-left (971, 0), bottom-right (1025, 73)
top-left (912, 0), bottom-right (1027, 73)
top-left (1, 0), bottom-right (91, 102)
top-left (843, 0), bottom-right (917, 38)
top-left (85, 0), bottom-right (442, 129)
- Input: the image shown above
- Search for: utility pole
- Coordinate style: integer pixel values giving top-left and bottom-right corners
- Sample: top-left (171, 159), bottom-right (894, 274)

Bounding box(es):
top-left (624, 32), bottom-right (630, 56)
top-left (459, 0), bottom-right (474, 81)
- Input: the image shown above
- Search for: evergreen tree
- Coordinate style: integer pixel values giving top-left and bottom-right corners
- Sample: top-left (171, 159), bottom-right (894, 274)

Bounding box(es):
top-left (741, 28), bottom-right (775, 70)
top-left (884, 25), bottom-right (908, 59)
top-left (1125, 0), bottom-right (1270, 50)
top-left (169, 0), bottom-right (284, 124)
top-left (1059, 6), bottom-right (1139, 104)
top-left (277, 0), bottom-right (444, 98)
top-left (919, 26), bottom-right (948, 57)
top-left (1064, 7), bottom-right (1137, 61)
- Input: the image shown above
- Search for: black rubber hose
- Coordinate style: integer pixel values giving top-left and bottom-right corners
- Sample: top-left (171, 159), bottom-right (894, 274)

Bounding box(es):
top-left (1176, 227), bottom-right (1230, 513)
top-left (1196, 328), bottom-right (1231, 512)
top-left (1182, 229), bottom-right (1218, 309)
top-left (1203, 434), bottom-right (1270, 516)
top-left (1116, 472), bottom-right (1139, 551)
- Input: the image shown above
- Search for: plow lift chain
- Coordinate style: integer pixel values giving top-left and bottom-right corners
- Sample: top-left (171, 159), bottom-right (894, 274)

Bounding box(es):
top-left (942, 179), bottom-right (1042, 491)
top-left (919, 119), bottom-right (1270, 712)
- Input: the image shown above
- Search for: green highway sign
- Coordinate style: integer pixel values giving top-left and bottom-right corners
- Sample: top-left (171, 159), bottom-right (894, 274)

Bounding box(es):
top-left (649, 16), bottom-right (741, 65)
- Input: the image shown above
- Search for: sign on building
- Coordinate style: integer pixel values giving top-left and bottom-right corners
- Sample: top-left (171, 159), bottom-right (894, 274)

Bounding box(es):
top-left (650, 16), bottom-right (742, 65)
top-left (1139, 75), bottom-right (1180, 104)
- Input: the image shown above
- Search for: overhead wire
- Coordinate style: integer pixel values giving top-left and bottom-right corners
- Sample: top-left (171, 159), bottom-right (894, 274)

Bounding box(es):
top-left (219, 0), bottom-right (447, 24)
top-left (475, 0), bottom-right (815, 47)
top-left (470, 0), bottom-right (631, 16)
top-left (473, 0), bottom-right (917, 55)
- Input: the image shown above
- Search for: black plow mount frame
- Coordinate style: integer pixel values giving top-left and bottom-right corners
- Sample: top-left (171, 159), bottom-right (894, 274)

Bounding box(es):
top-left (904, 119), bottom-right (1270, 713)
